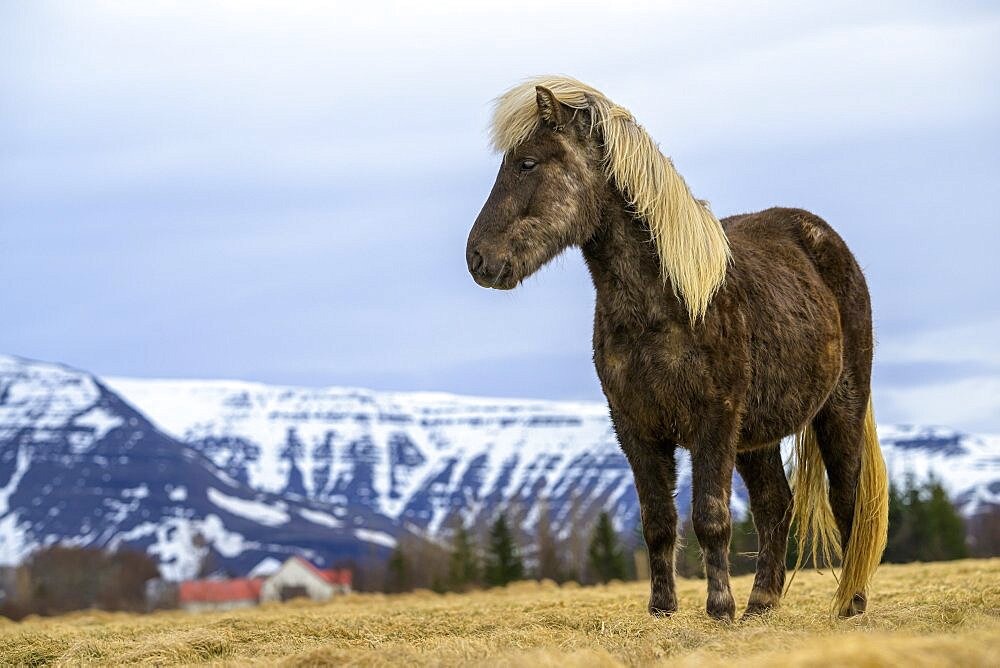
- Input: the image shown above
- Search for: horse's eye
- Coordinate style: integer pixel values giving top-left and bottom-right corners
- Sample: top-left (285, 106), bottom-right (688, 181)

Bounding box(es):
top-left (519, 159), bottom-right (538, 172)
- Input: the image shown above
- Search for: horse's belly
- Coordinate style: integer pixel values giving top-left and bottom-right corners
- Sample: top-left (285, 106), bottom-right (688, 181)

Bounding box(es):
top-left (594, 275), bottom-right (843, 449)
top-left (738, 316), bottom-right (843, 448)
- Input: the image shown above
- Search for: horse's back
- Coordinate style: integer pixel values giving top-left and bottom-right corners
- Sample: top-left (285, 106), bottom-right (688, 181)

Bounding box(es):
top-left (723, 207), bottom-right (871, 344)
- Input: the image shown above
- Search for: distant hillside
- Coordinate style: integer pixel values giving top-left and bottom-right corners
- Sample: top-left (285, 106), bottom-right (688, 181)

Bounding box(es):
top-left (1, 353), bottom-right (997, 579)
top-left (0, 355), bottom-right (410, 579)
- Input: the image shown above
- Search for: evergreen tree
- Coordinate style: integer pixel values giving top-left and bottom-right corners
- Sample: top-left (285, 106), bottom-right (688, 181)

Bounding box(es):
top-left (563, 493), bottom-right (588, 583)
top-left (484, 513), bottom-right (524, 587)
top-left (631, 519), bottom-right (648, 581)
top-left (448, 523), bottom-right (480, 591)
top-left (885, 481), bottom-right (908, 562)
top-left (785, 520), bottom-right (799, 570)
top-left (385, 545), bottom-right (410, 593)
top-left (884, 473), bottom-right (967, 563)
top-left (535, 501), bottom-right (564, 582)
top-left (729, 511), bottom-right (758, 575)
top-left (923, 476), bottom-right (968, 561)
top-left (968, 506), bottom-right (1000, 557)
top-left (588, 511), bottom-right (629, 583)
top-left (905, 473), bottom-right (930, 551)
top-left (886, 474), bottom-right (923, 562)
top-left (676, 515), bottom-right (704, 578)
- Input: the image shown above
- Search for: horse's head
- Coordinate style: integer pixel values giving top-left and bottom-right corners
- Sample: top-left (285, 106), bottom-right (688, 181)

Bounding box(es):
top-left (466, 86), bottom-right (605, 290)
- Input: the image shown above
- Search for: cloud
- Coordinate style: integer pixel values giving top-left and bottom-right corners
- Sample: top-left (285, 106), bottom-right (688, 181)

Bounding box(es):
top-left (634, 19), bottom-right (1000, 152)
top-left (1, 1), bottom-right (999, 431)
top-left (879, 376), bottom-right (1000, 433)
top-left (878, 317), bottom-right (1000, 367)
top-left (872, 317), bottom-right (1000, 431)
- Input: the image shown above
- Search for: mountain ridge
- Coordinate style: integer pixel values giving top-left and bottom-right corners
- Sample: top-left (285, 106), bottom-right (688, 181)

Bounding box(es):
top-left (2, 353), bottom-right (997, 580)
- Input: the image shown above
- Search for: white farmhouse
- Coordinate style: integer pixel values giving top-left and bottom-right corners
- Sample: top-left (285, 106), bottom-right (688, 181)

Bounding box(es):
top-left (259, 556), bottom-right (352, 602)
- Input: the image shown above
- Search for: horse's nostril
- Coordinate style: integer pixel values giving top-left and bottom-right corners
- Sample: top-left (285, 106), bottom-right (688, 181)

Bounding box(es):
top-left (470, 250), bottom-right (485, 273)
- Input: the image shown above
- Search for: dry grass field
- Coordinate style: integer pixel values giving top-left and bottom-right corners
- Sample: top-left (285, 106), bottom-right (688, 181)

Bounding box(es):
top-left (1, 559), bottom-right (998, 667)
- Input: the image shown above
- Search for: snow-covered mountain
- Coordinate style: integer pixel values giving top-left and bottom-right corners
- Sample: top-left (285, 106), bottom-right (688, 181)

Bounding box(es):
top-left (103, 377), bottom-right (647, 542)
top-left (878, 424), bottom-right (1000, 514)
top-left (105, 377), bottom-right (1000, 526)
top-left (2, 353), bottom-right (997, 580)
top-left (0, 355), bottom-right (406, 580)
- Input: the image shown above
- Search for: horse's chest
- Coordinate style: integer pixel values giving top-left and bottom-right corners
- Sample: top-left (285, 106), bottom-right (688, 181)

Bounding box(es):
top-left (593, 323), bottom-right (708, 442)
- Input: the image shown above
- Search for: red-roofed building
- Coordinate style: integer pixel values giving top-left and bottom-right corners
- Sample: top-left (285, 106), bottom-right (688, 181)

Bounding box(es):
top-left (178, 577), bottom-right (264, 612)
top-left (176, 557), bottom-right (351, 612)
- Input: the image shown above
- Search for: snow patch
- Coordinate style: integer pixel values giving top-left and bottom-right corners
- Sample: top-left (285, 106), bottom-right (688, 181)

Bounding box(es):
top-left (113, 515), bottom-right (253, 580)
top-left (249, 556), bottom-right (283, 577)
top-left (354, 528), bottom-right (396, 548)
top-left (0, 355), bottom-right (104, 442)
top-left (122, 484), bottom-right (149, 499)
top-left (300, 508), bottom-right (342, 529)
top-left (0, 444), bottom-right (31, 515)
top-left (74, 406), bottom-right (123, 441)
top-left (207, 487), bottom-right (289, 526)
top-left (0, 513), bottom-right (34, 566)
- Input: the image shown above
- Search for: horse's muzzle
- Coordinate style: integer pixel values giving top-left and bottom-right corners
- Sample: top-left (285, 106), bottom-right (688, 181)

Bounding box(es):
top-left (467, 248), bottom-right (515, 290)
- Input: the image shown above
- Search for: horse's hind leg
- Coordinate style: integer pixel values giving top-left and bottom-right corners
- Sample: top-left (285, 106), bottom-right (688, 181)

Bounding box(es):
top-left (735, 444), bottom-right (792, 618)
top-left (812, 381), bottom-right (867, 614)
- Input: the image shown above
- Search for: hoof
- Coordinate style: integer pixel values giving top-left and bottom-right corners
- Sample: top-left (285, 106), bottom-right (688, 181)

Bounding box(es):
top-left (706, 592), bottom-right (736, 622)
top-left (740, 601), bottom-right (776, 621)
top-left (741, 591), bottom-right (780, 621)
top-left (839, 593), bottom-right (867, 618)
top-left (648, 592), bottom-right (678, 617)
top-left (648, 604), bottom-right (676, 617)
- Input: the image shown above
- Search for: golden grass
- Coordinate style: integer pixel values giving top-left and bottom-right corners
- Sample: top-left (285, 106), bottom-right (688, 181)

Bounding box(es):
top-left (1, 560), bottom-right (998, 667)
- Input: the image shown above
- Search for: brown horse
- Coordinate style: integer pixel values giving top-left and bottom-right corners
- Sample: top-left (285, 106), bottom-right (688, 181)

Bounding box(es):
top-left (466, 76), bottom-right (888, 620)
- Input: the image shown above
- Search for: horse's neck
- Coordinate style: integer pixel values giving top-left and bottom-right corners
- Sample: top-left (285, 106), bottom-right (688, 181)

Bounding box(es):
top-left (581, 195), bottom-right (688, 328)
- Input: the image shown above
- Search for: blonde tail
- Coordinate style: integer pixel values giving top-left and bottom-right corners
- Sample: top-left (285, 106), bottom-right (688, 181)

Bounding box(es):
top-left (835, 396), bottom-right (889, 615)
top-left (790, 394), bottom-right (889, 616)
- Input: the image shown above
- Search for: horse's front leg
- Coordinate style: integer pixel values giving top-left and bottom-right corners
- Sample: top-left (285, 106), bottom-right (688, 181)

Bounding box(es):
top-left (614, 413), bottom-right (679, 616)
top-left (690, 413), bottom-right (739, 621)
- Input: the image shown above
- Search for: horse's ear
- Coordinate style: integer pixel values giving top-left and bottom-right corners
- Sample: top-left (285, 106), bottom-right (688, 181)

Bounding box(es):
top-left (536, 85), bottom-right (567, 129)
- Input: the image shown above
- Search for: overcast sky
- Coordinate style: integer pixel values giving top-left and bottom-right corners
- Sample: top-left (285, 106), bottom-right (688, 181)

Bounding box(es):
top-left (2, 1), bottom-right (999, 430)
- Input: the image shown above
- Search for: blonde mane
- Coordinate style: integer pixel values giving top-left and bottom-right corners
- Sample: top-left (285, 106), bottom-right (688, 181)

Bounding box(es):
top-left (491, 76), bottom-right (731, 321)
